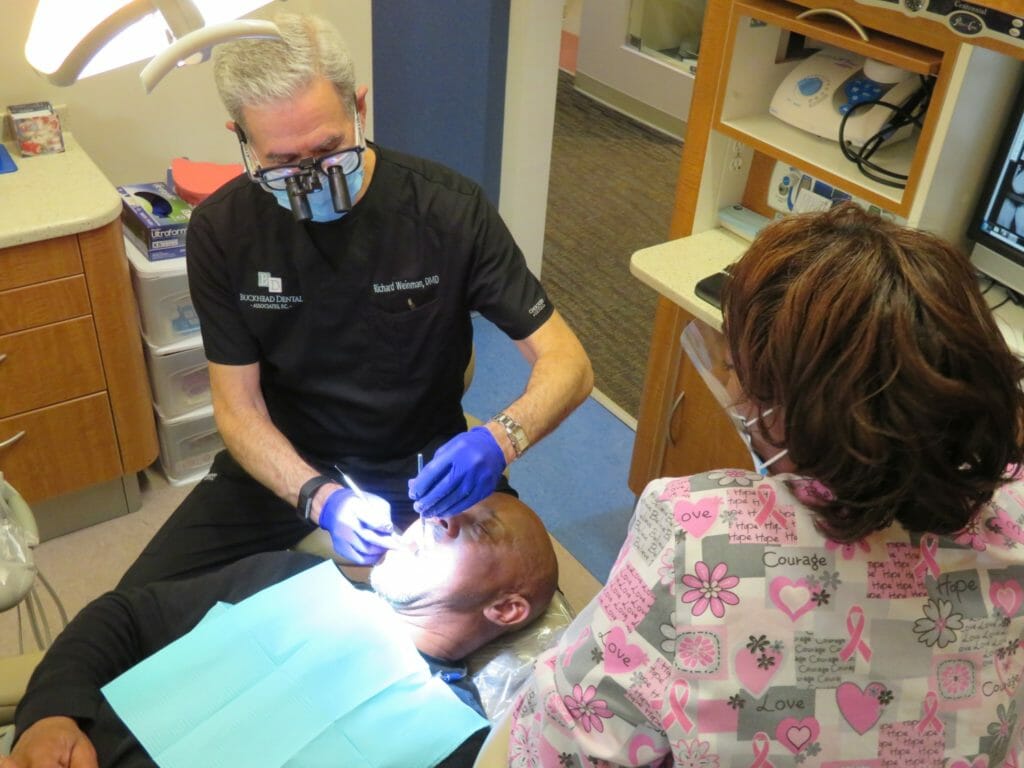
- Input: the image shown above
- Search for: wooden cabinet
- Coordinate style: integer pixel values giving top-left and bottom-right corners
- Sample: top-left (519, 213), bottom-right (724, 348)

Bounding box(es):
top-left (629, 0), bottom-right (1024, 494)
top-left (0, 221), bottom-right (158, 530)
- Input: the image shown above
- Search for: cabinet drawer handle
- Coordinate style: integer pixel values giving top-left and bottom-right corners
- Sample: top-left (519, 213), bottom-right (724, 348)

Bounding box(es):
top-left (667, 390), bottom-right (686, 446)
top-left (0, 353), bottom-right (6, 364)
top-left (795, 8), bottom-right (869, 41)
top-left (0, 430), bottom-right (26, 449)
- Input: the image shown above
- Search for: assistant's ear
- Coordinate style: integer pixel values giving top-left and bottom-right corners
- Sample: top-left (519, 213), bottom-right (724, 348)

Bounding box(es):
top-left (483, 593), bottom-right (530, 629)
top-left (225, 120), bottom-right (237, 133)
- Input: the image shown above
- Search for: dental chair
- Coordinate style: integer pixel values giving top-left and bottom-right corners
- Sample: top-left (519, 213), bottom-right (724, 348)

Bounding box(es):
top-left (0, 476), bottom-right (67, 751)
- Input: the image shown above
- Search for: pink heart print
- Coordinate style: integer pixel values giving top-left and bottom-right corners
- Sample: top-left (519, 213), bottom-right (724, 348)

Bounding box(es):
top-left (674, 498), bottom-right (721, 538)
top-left (775, 716), bottom-right (820, 753)
top-left (735, 646), bottom-right (783, 695)
top-left (769, 576), bottom-right (816, 621)
top-left (991, 579), bottom-right (1024, 618)
top-left (836, 681), bottom-right (883, 735)
top-left (601, 626), bottom-right (649, 674)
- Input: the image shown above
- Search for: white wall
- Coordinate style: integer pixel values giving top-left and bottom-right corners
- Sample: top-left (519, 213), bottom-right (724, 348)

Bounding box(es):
top-left (0, 0), bottom-right (373, 187)
top-left (563, 0), bottom-right (584, 36)
top-left (2, 0), bottom-right (555, 278)
top-left (501, 0), bottom-right (563, 278)
top-left (576, 0), bottom-right (694, 125)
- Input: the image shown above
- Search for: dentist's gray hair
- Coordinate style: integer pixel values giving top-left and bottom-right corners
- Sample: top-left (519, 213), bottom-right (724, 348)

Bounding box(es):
top-left (213, 12), bottom-right (356, 130)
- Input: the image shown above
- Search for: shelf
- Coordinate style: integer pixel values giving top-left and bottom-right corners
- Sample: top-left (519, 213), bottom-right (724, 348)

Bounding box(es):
top-left (717, 116), bottom-right (913, 209)
top-left (712, 0), bottom-right (952, 215)
top-left (733, 0), bottom-right (943, 76)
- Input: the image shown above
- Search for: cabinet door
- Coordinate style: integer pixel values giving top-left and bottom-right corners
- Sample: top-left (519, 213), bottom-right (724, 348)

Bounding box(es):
top-left (0, 317), bottom-right (106, 418)
top-left (662, 349), bottom-right (753, 477)
top-left (0, 393), bottom-right (121, 502)
top-left (0, 236), bottom-right (82, 291)
top-left (0, 276), bottom-right (91, 335)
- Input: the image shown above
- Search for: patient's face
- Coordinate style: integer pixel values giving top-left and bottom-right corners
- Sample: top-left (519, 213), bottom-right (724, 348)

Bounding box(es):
top-left (370, 496), bottom-right (514, 612)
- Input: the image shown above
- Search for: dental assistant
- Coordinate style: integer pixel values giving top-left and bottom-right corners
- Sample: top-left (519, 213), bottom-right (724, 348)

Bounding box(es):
top-left (119, 13), bottom-right (592, 587)
top-left (512, 205), bottom-right (1024, 765)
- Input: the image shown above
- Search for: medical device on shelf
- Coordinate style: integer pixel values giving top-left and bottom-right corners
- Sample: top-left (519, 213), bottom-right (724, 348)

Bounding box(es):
top-left (769, 47), bottom-right (927, 149)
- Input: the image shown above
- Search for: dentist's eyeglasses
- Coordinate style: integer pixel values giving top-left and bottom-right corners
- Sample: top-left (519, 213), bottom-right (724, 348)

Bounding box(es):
top-left (235, 116), bottom-right (365, 221)
top-left (245, 144), bottom-right (365, 190)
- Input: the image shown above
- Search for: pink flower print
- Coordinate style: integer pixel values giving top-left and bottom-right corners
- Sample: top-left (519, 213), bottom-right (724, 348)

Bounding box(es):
top-left (563, 684), bottom-right (614, 733)
top-left (508, 722), bottom-right (539, 767)
top-left (707, 469), bottom-right (754, 487)
top-left (674, 737), bottom-right (720, 767)
top-left (825, 537), bottom-right (870, 560)
top-left (913, 598), bottom-right (964, 648)
top-left (681, 561), bottom-right (740, 618)
top-left (938, 659), bottom-right (975, 699)
top-left (677, 632), bottom-right (719, 672)
top-left (953, 517), bottom-right (988, 551)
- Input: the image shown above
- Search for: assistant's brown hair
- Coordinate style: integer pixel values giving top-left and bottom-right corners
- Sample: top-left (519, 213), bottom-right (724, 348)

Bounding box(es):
top-left (723, 203), bottom-right (1024, 541)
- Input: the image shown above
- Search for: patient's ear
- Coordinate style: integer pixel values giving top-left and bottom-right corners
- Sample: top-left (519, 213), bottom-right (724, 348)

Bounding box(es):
top-left (484, 593), bottom-right (530, 628)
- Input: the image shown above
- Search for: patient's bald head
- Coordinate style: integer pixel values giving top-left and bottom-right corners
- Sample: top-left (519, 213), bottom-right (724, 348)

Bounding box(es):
top-left (370, 493), bottom-right (558, 655)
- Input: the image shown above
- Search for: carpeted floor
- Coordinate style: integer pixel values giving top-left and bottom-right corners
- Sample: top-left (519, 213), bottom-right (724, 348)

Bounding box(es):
top-left (542, 71), bottom-right (682, 418)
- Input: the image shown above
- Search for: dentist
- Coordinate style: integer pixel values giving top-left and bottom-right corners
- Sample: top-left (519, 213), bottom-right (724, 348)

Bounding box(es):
top-left (119, 12), bottom-right (592, 587)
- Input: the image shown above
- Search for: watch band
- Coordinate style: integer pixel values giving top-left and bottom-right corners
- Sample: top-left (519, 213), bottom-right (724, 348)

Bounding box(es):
top-left (297, 474), bottom-right (335, 521)
top-left (492, 411), bottom-right (530, 459)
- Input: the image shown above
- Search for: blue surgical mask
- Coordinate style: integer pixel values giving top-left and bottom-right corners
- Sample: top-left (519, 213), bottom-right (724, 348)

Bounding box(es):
top-left (271, 166), bottom-right (365, 223)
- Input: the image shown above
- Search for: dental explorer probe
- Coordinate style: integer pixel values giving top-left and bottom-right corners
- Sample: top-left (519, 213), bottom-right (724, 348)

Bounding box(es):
top-left (417, 453), bottom-right (426, 546)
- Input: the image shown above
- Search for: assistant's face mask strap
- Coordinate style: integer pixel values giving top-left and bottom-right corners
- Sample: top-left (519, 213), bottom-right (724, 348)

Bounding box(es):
top-left (732, 409), bottom-right (789, 477)
top-left (681, 320), bottom-right (788, 476)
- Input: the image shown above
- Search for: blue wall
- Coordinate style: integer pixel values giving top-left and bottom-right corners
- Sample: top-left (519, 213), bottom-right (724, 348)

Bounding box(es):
top-left (370, 0), bottom-right (510, 205)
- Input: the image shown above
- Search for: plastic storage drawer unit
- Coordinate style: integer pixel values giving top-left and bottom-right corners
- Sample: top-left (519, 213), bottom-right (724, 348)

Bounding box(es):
top-left (144, 335), bottom-right (211, 419)
top-left (124, 237), bottom-right (200, 347)
top-left (155, 403), bottom-right (224, 485)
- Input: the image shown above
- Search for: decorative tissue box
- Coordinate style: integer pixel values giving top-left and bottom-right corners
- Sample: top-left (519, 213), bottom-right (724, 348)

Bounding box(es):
top-left (7, 102), bottom-right (65, 156)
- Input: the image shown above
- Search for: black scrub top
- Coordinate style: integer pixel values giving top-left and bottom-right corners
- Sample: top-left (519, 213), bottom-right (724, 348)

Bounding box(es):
top-left (186, 144), bottom-right (553, 467)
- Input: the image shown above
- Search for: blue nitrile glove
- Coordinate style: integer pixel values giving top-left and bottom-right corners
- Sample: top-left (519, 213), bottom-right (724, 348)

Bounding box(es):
top-left (408, 426), bottom-right (507, 519)
top-left (318, 488), bottom-right (400, 564)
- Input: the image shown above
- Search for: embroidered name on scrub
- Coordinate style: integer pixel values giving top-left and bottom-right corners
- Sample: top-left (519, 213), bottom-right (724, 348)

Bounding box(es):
top-left (373, 275), bottom-right (440, 293)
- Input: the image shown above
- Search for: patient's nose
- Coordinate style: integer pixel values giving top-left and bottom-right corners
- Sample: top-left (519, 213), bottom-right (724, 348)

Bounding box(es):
top-left (436, 517), bottom-right (461, 539)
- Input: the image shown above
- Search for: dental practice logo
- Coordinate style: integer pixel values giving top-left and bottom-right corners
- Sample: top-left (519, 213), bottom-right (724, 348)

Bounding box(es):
top-left (257, 271), bottom-right (282, 293)
top-left (239, 270), bottom-right (304, 311)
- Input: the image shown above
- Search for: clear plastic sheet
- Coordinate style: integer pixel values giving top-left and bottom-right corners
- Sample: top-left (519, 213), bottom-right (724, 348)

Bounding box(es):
top-left (468, 589), bottom-right (576, 722)
top-left (0, 475), bottom-right (38, 612)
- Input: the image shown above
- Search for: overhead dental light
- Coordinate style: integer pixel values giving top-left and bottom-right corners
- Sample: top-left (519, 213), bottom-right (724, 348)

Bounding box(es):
top-left (24, 0), bottom-right (282, 93)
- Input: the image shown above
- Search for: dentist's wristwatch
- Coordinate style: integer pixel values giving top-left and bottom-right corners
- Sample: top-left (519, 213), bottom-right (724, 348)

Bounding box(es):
top-left (492, 411), bottom-right (530, 459)
top-left (297, 474), bottom-right (335, 521)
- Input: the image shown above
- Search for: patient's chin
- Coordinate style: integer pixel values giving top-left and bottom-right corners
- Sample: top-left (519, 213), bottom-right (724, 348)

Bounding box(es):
top-left (370, 557), bottom-right (430, 607)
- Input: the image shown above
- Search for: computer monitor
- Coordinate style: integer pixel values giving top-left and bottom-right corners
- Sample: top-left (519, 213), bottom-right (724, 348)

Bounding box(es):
top-left (968, 83), bottom-right (1024, 298)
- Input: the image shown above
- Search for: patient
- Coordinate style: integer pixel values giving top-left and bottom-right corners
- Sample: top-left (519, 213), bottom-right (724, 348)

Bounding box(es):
top-left (511, 205), bottom-right (1024, 765)
top-left (2, 493), bottom-right (557, 768)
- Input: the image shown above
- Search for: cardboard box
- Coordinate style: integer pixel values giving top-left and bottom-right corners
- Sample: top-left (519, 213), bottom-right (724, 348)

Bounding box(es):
top-left (117, 182), bottom-right (192, 261)
top-left (7, 101), bottom-right (64, 156)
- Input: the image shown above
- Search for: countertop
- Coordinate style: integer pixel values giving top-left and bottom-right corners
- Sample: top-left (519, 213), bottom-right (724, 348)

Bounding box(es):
top-left (0, 134), bottom-right (121, 249)
top-left (630, 226), bottom-right (1024, 357)
top-left (629, 227), bottom-right (747, 331)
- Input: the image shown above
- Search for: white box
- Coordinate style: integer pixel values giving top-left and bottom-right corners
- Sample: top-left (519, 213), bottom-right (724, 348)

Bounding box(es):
top-left (124, 237), bottom-right (200, 347)
top-left (144, 335), bottom-right (211, 418)
top-left (155, 404), bottom-right (224, 485)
